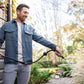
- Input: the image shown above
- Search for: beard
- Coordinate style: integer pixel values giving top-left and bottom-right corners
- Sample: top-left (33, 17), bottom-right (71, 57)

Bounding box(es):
top-left (18, 16), bottom-right (27, 22)
top-left (18, 17), bottom-right (24, 22)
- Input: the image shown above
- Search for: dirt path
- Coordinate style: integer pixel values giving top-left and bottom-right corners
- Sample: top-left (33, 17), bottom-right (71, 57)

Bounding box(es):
top-left (43, 77), bottom-right (75, 84)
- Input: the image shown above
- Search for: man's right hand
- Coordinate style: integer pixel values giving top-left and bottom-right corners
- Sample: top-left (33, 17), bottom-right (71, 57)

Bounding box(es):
top-left (0, 52), bottom-right (5, 56)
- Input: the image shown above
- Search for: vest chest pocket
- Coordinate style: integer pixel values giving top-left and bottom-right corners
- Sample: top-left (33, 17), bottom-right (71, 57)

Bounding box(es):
top-left (5, 29), bottom-right (16, 40)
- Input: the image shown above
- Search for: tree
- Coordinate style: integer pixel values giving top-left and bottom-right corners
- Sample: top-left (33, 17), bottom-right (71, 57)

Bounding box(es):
top-left (68, 0), bottom-right (84, 25)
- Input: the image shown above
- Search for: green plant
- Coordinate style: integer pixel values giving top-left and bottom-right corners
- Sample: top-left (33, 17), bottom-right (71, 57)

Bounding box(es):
top-left (58, 65), bottom-right (72, 77)
top-left (28, 63), bottom-right (52, 84)
top-left (58, 65), bottom-right (72, 71)
top-left (38, 61), bottom-right (54, 68)
top-left (57, 60), bottom-right (68, 65)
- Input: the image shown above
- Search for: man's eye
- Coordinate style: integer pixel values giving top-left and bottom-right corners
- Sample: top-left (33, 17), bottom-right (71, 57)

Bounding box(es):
top-left (24, 12), bottom-right (28, 14)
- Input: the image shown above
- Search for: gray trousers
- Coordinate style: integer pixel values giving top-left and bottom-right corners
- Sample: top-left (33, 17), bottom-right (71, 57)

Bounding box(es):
top-left (3, 63), bottom-right (31, 84)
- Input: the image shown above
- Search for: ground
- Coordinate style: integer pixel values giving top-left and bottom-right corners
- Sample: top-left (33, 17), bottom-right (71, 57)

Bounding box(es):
top-left (43, 77), bottom-right (75, 84)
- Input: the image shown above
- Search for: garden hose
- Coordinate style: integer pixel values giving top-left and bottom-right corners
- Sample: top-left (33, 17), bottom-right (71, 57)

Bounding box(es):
top-left (0, 50), bottom-right (64, 64)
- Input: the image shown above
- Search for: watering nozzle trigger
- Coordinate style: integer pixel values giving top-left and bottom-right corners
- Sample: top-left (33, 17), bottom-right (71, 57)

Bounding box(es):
top-left (56, 51), bottom-right (65, 59)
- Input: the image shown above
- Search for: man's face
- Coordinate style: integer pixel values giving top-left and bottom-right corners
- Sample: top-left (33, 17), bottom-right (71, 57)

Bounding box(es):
top-left (17, 7), bottom-right (29, 22)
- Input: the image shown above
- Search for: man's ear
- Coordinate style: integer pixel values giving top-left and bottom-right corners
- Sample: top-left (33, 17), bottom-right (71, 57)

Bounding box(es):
top-left (16, 10), bottom-right (20, 15)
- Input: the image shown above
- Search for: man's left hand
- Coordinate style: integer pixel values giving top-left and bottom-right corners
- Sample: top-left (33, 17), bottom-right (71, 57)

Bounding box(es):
top-left (55, 46), bottom-right (62, 57)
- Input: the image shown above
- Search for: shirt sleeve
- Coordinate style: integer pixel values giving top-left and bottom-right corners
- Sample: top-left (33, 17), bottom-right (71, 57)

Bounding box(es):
top-left (0, 24), bottom-right (5, 48)
top-left (32, 27), bottom-right (56, 51)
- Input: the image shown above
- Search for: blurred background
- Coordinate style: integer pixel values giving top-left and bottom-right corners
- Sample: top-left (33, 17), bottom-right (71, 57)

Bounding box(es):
top-left (0, 0), bottom-right (84, 84)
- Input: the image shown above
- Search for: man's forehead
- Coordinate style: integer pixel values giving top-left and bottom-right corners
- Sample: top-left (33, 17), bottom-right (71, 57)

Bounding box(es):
top-left (22, 7), bottom-right (29, 11)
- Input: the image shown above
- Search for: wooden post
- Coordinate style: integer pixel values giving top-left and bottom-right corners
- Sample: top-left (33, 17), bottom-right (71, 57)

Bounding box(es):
top-left (7, 0), bottom-right (12, 21)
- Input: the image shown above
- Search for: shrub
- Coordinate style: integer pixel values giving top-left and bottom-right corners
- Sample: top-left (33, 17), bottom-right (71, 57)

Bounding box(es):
top-left (58, 65), bottom-right (72, 71)
top-left (28, 63), bottom-right (52, 84)
top-left (38, 61), bottom-right (54, 68)
top-left (58, 65), bottom-right (72, 77)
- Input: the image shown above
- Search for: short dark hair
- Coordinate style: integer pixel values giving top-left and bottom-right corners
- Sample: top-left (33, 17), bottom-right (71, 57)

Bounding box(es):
top-left (16, 4), bottom-right (30, 11)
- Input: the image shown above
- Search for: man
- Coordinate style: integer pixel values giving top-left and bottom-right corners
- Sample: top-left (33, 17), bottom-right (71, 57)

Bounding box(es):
top-left (0, 4), bottom-right (62, 84)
